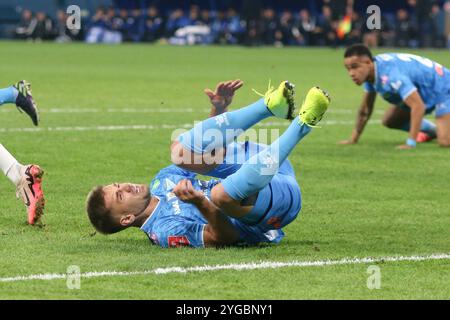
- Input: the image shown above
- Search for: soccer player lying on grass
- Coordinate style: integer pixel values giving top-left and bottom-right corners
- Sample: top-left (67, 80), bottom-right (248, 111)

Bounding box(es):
top-left (86, 80), bottom-right (330, 247)
top-left (0, 80), bottom-right (45, 225)
top-left (340, 44), bottom-right (450, 149)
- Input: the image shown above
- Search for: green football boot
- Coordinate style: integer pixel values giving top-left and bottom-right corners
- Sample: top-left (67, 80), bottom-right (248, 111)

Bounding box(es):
top-left (298, 86), bottom-right (330, 127)
top-left (254, 80), bottom-right (296, 120)
top-left (13, 80), bottom-right (39, 126)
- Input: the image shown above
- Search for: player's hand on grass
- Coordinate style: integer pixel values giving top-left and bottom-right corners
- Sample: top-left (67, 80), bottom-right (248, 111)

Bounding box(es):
top-left (173, 179), bottom-right (206, 205)
top-left (204, 79), bottom-right (244, 111)
top-left (338, 139), bottom-right (357, 145)
top-left (396, 144), bottom-right (414, 150)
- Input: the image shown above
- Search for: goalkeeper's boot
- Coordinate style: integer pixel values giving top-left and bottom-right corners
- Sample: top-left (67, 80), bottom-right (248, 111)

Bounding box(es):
top-left (254, 80), bottom-right (296, 120)
top-left (299, 86), bottom-right (331, 127)
top-left (14, 80), bottom-right (39, 126)
top-left (16, 164), bottom-right (45, 225)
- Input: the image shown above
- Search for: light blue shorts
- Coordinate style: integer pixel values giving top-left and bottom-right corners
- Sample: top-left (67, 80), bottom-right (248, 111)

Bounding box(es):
top-left (398, 99), bottom-right (450, 118)
top-left (204, 141), bottom-right (302, 245)
top-left (435, 99), bottom-right (450, 118)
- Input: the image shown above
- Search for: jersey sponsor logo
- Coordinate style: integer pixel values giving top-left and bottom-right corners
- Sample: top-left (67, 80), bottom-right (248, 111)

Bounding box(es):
top-left (166, 191), bottom-right (177, 200)
top-left (167, 190), bottom-right (192, 214)
top-left (168, 235), bottom-right (190, 247)
top-left (390, 80), bottom-right (402, 91)
top-left (171, 200), bottom-right (181, 214)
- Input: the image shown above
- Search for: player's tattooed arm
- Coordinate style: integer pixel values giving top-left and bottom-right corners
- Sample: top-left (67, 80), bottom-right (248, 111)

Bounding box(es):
top-left (339, 91), bottom-right (376, 144)
top-left (173, 179), bottom-right (239, 247)
top-left (204, 79), bottom-right (244, 117)
top-left (353, 92), bottom-right (377, 140)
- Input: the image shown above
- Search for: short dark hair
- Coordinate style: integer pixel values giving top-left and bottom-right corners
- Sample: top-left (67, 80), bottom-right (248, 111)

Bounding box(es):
top-left (344, 44), bottom-right (373, 60)
top-left (86, 186), bottom-right (124, 234)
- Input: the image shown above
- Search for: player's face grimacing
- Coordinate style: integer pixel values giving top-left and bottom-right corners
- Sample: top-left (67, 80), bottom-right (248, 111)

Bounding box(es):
top-left (344, 55), bottom-right (373, 86)
top-left (103, 183), bottom-right (151, 221)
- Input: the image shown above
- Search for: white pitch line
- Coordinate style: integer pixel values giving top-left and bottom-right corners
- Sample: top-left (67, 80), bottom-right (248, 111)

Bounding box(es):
top-left (0, 120), bottom-right (382, 134)
top-left (0, 107), bottom-right (385, 115)
top-left (0, 108), bottom-right (199, 114)
top-left (0, 253), bottom-right (448, 283)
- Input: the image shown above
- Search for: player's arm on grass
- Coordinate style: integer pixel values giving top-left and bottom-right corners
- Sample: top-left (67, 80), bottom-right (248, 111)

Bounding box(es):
top-left (205, 79), bottom-right (244, 117)
top-left (396, 90), bottom-right (426, 150)
top-left (339, 91), bottom-right (376, 144)
top-left (173, 179), bottom-right (239, 247)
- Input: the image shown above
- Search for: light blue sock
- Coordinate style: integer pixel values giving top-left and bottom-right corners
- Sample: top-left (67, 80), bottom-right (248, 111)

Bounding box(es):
top-left (401, 119), bottom-right (437, 136)
top-left (420, 119), bottom-right (437, 136)
top-left (0, 86), bottom-right (18, 106)
top-left (178, 98), bottom-right (271, 153)
top-left (222, 118), bottom-right (311, 200)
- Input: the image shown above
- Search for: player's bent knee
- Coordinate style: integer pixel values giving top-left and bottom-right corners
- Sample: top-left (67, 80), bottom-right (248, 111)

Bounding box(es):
top-left (211, 183), bottom-right (235, 208)
top-left (170, 141), bottom-right (219, 174)
top-left (438, 138), bottom-right (450, 147)
top-left (211, 184), bottom-right (245, 215)
top-left (211, 184), bottom-right (249, 219)
top-left (382, 118), bottom-right (396, 129)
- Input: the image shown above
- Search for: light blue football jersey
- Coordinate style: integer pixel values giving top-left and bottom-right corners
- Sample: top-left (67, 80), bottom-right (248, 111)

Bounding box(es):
top-left (363, 53), bottom-right (450, 110)
top-left (140, 165), bottom-right (285, 248)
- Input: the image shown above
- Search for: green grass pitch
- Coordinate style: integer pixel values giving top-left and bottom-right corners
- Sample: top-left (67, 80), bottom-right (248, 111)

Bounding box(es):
top-left (0, 41), bottom-right (449, 299)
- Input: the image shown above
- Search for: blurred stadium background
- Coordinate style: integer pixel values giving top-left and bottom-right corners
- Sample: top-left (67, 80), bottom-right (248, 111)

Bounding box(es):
top-left (0, 0), bottom-right (449, 48)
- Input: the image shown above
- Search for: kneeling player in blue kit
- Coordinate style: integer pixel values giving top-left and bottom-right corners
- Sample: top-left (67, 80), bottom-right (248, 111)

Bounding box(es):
top-left (86, 80), bottom-right (330, 247)
top-left (341, 44), bottom-right (450, 149)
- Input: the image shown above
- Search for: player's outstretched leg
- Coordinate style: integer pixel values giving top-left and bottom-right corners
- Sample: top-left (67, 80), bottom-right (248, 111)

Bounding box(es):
top-left (221, 87), bottom-right (330, 205)
top-left (0, 84), bottom-right (18, 105)
top-left (0, 144), bottom-right (45, 225)
top-left (178, 81), bottom-right (295, 154)
top-left (0, 80), bottom-right (39, 126)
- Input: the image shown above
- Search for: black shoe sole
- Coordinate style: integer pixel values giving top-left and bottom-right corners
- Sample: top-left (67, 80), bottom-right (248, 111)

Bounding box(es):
top-left (284, 81), bottom-right (296, 120)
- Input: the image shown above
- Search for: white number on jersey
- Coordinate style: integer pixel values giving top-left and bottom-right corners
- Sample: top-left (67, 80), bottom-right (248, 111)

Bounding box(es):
top-left (396, 53), bottom-right (433, 68)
